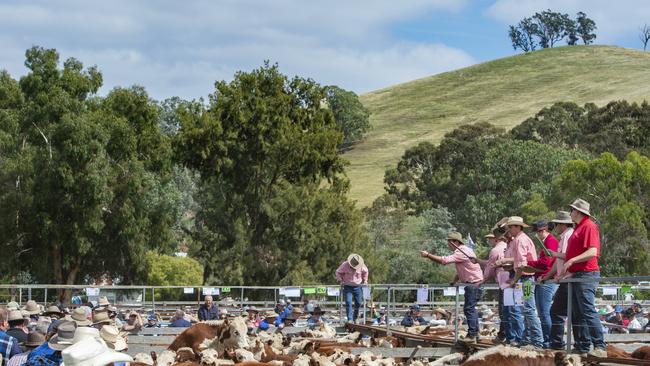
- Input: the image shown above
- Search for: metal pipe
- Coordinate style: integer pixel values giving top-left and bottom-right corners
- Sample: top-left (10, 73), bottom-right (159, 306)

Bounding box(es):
top-left (566, 282), bottom-right (573, 353)
top-left (454, 284), bottom-right (460, 343)
top-left (386, 286), bottom-right (391, 336)
top-left (240, 287), bottom-right (245, 315)
top-left (44, 288), bottom-right (47, 304)
top-left (152, 288), bottom-right (156, 314)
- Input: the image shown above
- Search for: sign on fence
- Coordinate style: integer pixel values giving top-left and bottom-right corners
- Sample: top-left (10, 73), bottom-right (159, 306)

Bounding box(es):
top-left (183, 288), bottom-right (194, 294)
top-left (202, 287), bottom-right (219, 296)
top-left (416, 287), bottom-right (428, 304)
top-left (327, 287), bottom-right (340, 297)
top-left (85, 288), bottom-right (100, 296)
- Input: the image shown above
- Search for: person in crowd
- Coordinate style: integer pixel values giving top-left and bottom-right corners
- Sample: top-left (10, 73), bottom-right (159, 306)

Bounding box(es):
top-left (420, 232), bottom-right (483, 342)
top-left (274, 300), bottom-right (286, 314)
top-left (169, 310), bottom-right (192, 328)
top-left (400, 305), bottom-right (428, 327)
top-left (198, 296), bottom-right (219, 321)
top-left (303, 299), bottom-right (314, 314)
top-left (554, 199), bottom-right (607, 357)
top-left (627, 310), bottom-right (643, 332)
top-left (106, 306), bottom-right (123, 328)
top-left (525, 220), bottom-right (559, 349)
top-left (0, 309), bottom-right (21, 366)
top-left (5, 311), bottom-right (27, 349)
top-left (335, 253), bottom-right (369, 324)
top-left (244, 308), bottom-right (261, 334)
top-left (476, 228), bottom-right (507, 343)
top-left (598, 309), bottom-right (610, 335)
top-left (429, 308), bottom-right (449, 326)
top-left (258, 311), bottom-right (278, 332)
top-left (632, 303), bottom-right (646, 322)
top-left (22, 301), bottom-right (41, 328)
top-left (499, 216), bottom-right (544, 348)
top-left (143, 314), bottom-right (160, 328)
top-left (183, 306), bottom-right (200, 324)
top-left (307, 307), bottom-right (327, 328)
top-left (26, 320), bottom-right (76, 366)
top-left (371, 307), bottom-right (387, 326)
top-left (604, 305), bottom-right (616, 324)
top-left (286, 299), bottom-right (294, 312)
top-left (122, 312), bottom-right (143, 333)
top-left (70, 292), bottom-right (83, 306)
top-left (6, 332), bottom-right (45, 366)
top-left (282, 308), bottom-right (302, 327)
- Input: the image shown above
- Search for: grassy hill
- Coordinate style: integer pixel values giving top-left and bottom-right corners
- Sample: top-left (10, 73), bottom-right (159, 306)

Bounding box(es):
top-left (345, 45), bottom-right (650, 207)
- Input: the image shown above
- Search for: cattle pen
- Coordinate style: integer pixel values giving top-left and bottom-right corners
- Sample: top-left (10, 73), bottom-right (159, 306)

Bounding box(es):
top-left (2, 276), bottom-right (650, 365)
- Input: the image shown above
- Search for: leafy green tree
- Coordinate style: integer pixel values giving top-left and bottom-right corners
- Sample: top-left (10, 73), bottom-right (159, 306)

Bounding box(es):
top-left (576, 12), bottom-right (597, 45)
top-left (146, 251), bottom-right (203, 300)
top-left (363, 194), bottom-right (407, 251)
top-left (542, 152), bottom-right (650, 275)
top-left (324, 86), bottom-right (371, 148)
top-left (508, 17), bottom-right (538, 52)
top-left (176, 63), bottom-right (369, 285)
top-left (531, 10), bottom-right (575, 48)
top-left (0, 47), bottom-right (178, 299)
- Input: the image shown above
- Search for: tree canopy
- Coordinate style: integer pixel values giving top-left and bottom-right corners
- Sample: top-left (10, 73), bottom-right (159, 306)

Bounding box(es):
top-left (509, 10), bottom-right (597, 52)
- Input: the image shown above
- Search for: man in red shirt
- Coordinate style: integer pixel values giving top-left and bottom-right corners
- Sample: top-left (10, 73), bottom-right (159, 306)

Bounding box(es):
top-left (556, 198), bottom-right (606, 357)
top-left (526, 221), bottom-right (558, 349)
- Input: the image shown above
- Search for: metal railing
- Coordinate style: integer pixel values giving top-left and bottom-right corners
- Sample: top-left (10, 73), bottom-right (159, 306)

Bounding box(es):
top-left (1, 276), bottom-right (649, 352)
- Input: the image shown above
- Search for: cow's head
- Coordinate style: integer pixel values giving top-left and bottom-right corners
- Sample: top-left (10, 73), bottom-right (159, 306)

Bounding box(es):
top-left (218, 317), bottom-right (249, 349)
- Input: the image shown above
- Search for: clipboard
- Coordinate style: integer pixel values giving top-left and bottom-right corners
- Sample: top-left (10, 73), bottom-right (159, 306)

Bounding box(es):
top-left (533, 236), bottom-right (551, 257)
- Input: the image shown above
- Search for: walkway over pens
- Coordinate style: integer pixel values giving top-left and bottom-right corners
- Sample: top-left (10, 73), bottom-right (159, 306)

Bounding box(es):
top-left (2, 276), bottom-right (650, 354)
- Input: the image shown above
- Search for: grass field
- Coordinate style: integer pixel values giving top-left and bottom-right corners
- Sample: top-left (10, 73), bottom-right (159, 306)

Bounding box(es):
top-left (344, 45), bottom-right (650, 207)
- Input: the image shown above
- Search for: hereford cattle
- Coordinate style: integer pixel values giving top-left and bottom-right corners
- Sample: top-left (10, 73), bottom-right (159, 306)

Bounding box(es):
top-left (632, 345), bottom-right (650, 360)
top-left (261, 341), bottom-right (298, 366)
top-left (169, 318), bottom-right (249, 355)
top-left (606, 345), bottom-right (632, 359)
top-left (459, 345), bottom-right (581, 366)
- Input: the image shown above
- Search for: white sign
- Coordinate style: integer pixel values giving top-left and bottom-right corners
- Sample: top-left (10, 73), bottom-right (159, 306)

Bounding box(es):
top-left (327, 287), bottom-right (340, 297)
top-left (202, 287), bottom-right (219, 296)
top-left (416, 288), bottom-right (428, 304)
top-left (503, 287), bottom-right (515, 306)
top-left (443, 287), bottom-right (456, 296)
top-left (602, 287), bottom-right (618, 296)
top-left (282, 287), bottom-right (301, 298)
top-left (183, 288), bottom-right (195, 294)
top-left (85, 288), bottom-right (100, 296)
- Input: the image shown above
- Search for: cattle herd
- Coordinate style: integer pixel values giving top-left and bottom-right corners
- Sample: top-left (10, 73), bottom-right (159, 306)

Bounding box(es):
top-left (125, 317), bottom-right (650, 366)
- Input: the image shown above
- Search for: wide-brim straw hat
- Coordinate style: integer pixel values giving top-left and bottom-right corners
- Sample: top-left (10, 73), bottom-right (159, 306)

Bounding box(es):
top-left (8, 310), bottom-right (24, 322)
top-left (446, 231), bottom-right (464, 243)
top-left (25, 331), bottom-right (46, 347)
top-left (506, 216), bottom-right (529, 227)
top-left (569, 198), bottom-right (591, 216)
top-left (92, 311), bottom-right (112, 325)
top-left (70, 308), bottom-right (92, 326)
top-left (23, 300), bottom-right (41, 315)
top-left (6, 301), bottom-right (19, 311)
top-left (100, 325), bottom-right (128, 351)
top-left (484, 233), bottom-right (495, 239)
top-left (347, 253), bottom-right (365, 269)
top-left (551, 210), bottom-right (573, 224)
top-left (61, 337), bottom-right (133, 366)
top-left (285, 308), bottom-right (303, 320)
top-left (433, 308), bottom-right (450, 319)
top-left (264, 310), bottom-right (278, 319)
top-left (98, 296), bottom-right (110, 307)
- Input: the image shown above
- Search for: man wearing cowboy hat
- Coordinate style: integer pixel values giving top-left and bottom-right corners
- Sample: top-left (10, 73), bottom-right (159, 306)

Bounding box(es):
top-left (5, 311), bottom-right (28, 349)
top-left (476, 227), bottom-right (508, 343)
top-left (99, 325), bottom-right (128, 352)
top-left (335, 253), bottom-right (368, 324)
top-left (0, 309), bottom-right (21, 366)
top-left (430, 308), bottom-right (449, 326)
top-left (6, 331), bottom-right (45, 366)
top-left (61, 336), bottom-right (132, 366)
top-left (552, 199), bottom-right (606, 357)
top-left (307, 307), bottom-right (327, 328)
top-left (258, 310), bottom-right (279, 332)
top-left (401, 305), bottom-right (428, 327)
top-left (420, 232), bottom-right (483, 342)
top-left (26, 320), bottom-right (76, 366)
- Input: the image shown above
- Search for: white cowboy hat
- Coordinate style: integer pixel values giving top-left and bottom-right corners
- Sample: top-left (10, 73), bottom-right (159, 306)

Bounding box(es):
top-left (97, 296), bottom-right (110, 307)
top-left (569, 198), bottom-right (591, 216)
top-left (506, 216), bottom-right (529, 228)
top-left (70, 308), bottom-right (92, 327)
top-left (99, 325), bottom-right (127, 351)
top-left (347, 253), bottom-right (365, 269)
top-left (61, 337), bottom-right (133, 366)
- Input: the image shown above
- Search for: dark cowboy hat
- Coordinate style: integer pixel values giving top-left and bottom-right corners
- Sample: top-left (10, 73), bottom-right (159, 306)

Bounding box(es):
top-left (43, 305), bottom-right (65, 317)
top-left (312, 306), bottom-right (324, 315)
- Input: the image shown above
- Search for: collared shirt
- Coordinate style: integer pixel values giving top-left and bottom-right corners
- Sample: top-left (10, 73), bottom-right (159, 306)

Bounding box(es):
top-left (274, 308), bottom-right (290, 327)
top-left (0, 331), bottom-right (20, 366)
top-left (169, 318), bottom-right (192, 327)
top-left (566, 216), bottom-right (600, 272)
top-left (400, 315), bottom-right (428, 327)
top-left (555, 227), bottom-right (574, 278)
top-left (335, 262), bottom-right (368, 286)
top-left (198, 304), bottom-right (219, 321)
top-left (527, 234), bottom-right (559, 279)
top-left (7, 351), bottom-right (29, 366)
top-left (307, 316), bottom-right (327, 327)
top-left (511, 231), bottom-right (537, 276)
top-left (483, 241), bottom-right (507, 282)
top-left (25, 343), bottom-right (61, 366)
top-left (441, 245), bottom-right (483, 283)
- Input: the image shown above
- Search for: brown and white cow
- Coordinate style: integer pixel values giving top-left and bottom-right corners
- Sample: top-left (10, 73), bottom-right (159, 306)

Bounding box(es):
top-left (459, 345), bottom-right (581, 366)
top-left (168, 317), bottom-right (250, 355)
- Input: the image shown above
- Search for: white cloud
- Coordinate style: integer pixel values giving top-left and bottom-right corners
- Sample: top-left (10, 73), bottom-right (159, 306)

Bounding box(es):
top-left (0, 0), bottom-right (475, 100)
top-left (486, 0), bottom-right (650, 44)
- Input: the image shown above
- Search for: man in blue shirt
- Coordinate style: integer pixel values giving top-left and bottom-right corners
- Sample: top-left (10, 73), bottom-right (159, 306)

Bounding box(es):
top-left (0, 308), bottom-right (21, 366)
top-left (198, 296), bottom-right (219, 321)
top-left (307, 307), bottom-right (327, 328)
top-left (26, 320), bottom-right (76, 366)
top-left (258, 311), bottom-right (278, 332)
top-left (401, 305), bottom-right (428, 327)
top-left (169, 310), bottom-right (192, 327)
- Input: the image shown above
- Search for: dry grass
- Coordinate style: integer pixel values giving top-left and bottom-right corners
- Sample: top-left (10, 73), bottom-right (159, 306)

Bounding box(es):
top-left (344, 45), bottom-right (650, 207)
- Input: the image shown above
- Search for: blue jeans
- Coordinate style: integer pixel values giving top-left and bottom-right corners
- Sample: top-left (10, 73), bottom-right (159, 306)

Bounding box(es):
top-left (536, 282), bottom-right (558, 348)
top-left (463, 284), bottom-right (483, 337)
top-left (343, 285), bottom-right (362, 321)
top-left (550, 282), bottom-right (568, 349)
top-left (497, 289), bottom-right (505, 340)
top-left (521, 277), bottom-right (544, 348)
top-left (571, 271), bottom-right (606, 353)
top-left (503, 300), bottom-right (524, 343)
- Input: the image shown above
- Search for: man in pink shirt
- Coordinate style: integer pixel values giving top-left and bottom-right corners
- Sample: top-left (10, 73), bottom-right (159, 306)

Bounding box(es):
top-left (335, 253), bottom-right (368, 323)
top-left (477, 230), bottom-right (507, 342)
top-left (420, 232), bottom-right (483, 342)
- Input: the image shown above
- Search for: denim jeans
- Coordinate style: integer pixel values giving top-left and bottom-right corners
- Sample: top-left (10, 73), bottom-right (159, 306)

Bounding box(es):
top-left (521, 277), bottom-right (544, 348)
top-left (571, 271), bottom-right (606, 353)
top-left (463, 284), bottom-right (483, 337)
top-left (497, 289), bottom-right (505, 340)
top-left (503, 300), bottom-right (523, 343)
top-left (549, 282), bottom-right (568, 349)
top-left (343, 285), bottom-right (362, 321)
top-left (536, 282), bottom-right (559, 348)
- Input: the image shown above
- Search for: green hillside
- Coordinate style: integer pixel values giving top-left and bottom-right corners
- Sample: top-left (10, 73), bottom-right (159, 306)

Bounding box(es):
top-left (346, 45), bottom-right (650, 207)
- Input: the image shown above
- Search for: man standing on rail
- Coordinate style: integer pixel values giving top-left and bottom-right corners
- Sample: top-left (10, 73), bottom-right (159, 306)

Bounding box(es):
top-left (335, 253), bottom-right (368, 324)
top-left (556, 199), bottom-right (607, 357)
top-left (420, 232), bottom-right (483, 343)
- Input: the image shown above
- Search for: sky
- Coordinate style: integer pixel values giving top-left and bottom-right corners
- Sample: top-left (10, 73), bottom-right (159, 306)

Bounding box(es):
top-left (2, 0), bottom-right (650, 101)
